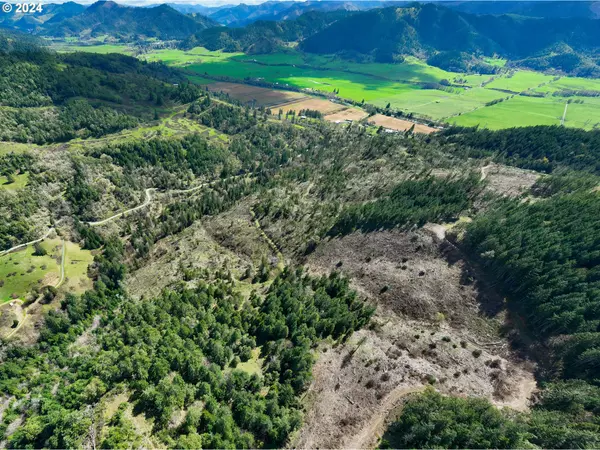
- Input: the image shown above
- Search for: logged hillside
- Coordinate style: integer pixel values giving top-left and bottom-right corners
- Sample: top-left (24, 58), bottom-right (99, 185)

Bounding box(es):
top-left (40, 1), bottom-right (217, 40)
top-left (300, 3), bottom-right (600, 75)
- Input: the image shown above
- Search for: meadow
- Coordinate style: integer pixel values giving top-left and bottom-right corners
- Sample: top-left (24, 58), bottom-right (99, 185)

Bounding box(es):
top-left (0, 240), bottom-right (61, 303)
top-left (0, 239), bottom-right (94, 303)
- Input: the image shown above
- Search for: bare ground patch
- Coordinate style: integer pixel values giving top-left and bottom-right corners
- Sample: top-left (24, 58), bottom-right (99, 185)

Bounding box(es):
top-left (277, 98), bottom-right (346, 115)
top-left (482, 163), bottom-right (539, 197)
top-left (207, 82), bottom-right (305, 107)
top-left (325, 107), bottom-right (369, 123)
top-left (369, 114), bottom-right (437, 134)
top-left (292, 229), bottom-right (536, 449)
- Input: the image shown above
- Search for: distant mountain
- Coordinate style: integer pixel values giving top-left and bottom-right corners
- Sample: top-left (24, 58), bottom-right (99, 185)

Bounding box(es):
top-left (207, 1), bottom-right (296, 26)
top-left (41, 1), bottom-right (218, 40)
top-left (182, 9), bottom-right (354, 53)
top-left (441, 1), bottom-right (600, 19)
top-left (205, 0), bottom-right (398, 26)
top-left (300, 3), bottom-right (600, 75)
top-left (0, 2), bottom-right (86, 32)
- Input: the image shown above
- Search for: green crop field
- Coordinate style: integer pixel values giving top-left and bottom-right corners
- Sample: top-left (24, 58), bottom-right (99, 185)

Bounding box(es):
top-left (484, 71), bottom-right (556, 93)
top-left (51, 42), bottom-right (600, 129)
top-left (141, 47), bottom-right (243, 66)
top-left (449, 95), bottom-right (566, 129)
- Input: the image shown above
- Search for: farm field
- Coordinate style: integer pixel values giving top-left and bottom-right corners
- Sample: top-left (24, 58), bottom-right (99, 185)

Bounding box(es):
top-left (49, 42), bottom-right (600, 129)
top-left (276, 98), bottom-right (345, 115)
top-left (324, 107), bottom-right (369, 122)
top-left (484, 71), bottom-right (556, 92)
top-left (450, 95), bottom-right (566, 129)
top-left (207, 82), bottom-right (305, 107)
top-left (369, 114), bottom-right (437, 133)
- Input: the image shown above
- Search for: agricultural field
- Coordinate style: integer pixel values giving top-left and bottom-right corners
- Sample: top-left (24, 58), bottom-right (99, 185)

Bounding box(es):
top-left (324, 107), bottom-right (369, 122)
top-left (368, 114), bottom-right (437, 133)
top-left (484, 71), bottom-right (556, 92)
top-left (50, 42), bottom-right (600, 129)
top-left (276, 98), bottom-right (345, 115)
top-left (207, 82), bottom-right (305, 107)
top-left (450, 95), bottom-right (567, 129)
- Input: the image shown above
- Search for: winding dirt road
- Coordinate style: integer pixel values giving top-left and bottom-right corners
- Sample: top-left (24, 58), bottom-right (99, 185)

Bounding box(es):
top-left (346, 385), bottom-right (425, 449)
top-left (87, 188), bottom-right (156, 226)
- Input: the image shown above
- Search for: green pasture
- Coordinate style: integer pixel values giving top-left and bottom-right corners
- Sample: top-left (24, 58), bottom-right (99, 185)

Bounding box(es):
top-left (0, 239), bottom-right (94, 303)
top-left (0, 239), bottom-right (61, 303)
top-left (562, 97), bottom-right (600, 130)
top-left (484, 71), bottom-right (555, 93)
top-left (450, 95), bottom-right (566, 129)
top-left (141, 47), bottom-right (243, 66)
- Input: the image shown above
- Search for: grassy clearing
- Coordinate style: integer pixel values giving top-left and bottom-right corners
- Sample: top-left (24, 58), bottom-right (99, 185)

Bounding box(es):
top-left (63, 241), bottom-right (94, 294)
top-left (235, 347), bottom-right (263, 376)
top-left (0, 239), bottom-right (61, 303)
top-left (0, 173), bottom-right (28, 191)
top-left (0, 239), bottom-right (94, 303)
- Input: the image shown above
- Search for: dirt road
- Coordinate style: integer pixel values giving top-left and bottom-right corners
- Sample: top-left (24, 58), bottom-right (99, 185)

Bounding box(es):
top-left (345, 385), bottom-right (425, 449)
top-left (88, 188), bottom-right (156, 226)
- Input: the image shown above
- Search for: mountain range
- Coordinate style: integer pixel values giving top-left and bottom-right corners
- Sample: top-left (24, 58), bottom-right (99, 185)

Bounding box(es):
top-left (1, 1), bottom-right (218, 39)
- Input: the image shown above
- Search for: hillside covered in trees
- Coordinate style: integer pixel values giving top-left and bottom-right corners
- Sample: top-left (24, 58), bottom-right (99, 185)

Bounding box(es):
top-left (1, 27), bottom-right (600, 449)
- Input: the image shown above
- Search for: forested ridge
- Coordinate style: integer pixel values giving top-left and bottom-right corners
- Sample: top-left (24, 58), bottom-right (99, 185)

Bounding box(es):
top-left (441, 126), bottom-right (600, 174)
top-left (0, 40), bottom-right (202, 143)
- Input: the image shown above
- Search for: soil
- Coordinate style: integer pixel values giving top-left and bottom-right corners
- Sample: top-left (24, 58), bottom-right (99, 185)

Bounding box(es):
top-left (369, 114), bottom-right (437, 134)
top-left (277, 98), bottom-right (346, 115)
top-left (324, 108), bottom-right (369, 122)
top-left (207, 82), bottom-right (305, 107)
top-left (292, 229), bottom-right (537, 449)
